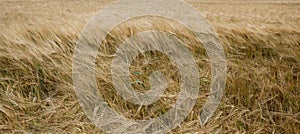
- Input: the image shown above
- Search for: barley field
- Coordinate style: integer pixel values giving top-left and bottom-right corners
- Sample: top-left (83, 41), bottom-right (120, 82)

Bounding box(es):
top-left (0, 0), bottom-right (299, 133)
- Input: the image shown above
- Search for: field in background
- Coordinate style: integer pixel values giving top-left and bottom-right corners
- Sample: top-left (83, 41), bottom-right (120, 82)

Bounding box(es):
top-left (0, 0), bottom-right (299, 133)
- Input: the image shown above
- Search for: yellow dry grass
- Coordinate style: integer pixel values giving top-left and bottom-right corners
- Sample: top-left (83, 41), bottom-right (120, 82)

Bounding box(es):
top-left (0, 0), bottom-right (299, 133)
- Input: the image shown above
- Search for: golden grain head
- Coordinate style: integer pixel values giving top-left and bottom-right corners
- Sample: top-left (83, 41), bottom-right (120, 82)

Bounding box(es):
top-left (0, 0), bottom-right (299, 133)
